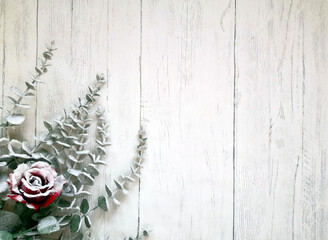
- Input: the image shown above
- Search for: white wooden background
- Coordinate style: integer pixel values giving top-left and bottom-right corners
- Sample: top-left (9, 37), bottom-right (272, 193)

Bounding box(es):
top-left (0, 0), bottom-right (328, 239)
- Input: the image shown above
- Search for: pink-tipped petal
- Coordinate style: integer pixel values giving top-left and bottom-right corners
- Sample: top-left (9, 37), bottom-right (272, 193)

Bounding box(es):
top-left (7, 194), bottom-right (26, 204)
top-left (26, 202), bottom-right (41, 210)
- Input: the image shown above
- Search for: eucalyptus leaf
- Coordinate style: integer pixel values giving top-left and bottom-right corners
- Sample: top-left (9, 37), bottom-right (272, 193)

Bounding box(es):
top-left (23, 92), bottom-right (35, 98)
top-left (10, 86), bottom-right (22, 97)
top-left (0, 138), bottom-right (9, 147)
top-left (44, 121), bottom-right (52, 131)
top-left (56, 141), bottom-right (71, 148)
top-left (85, 164), bottom-right (99, 176)
top-left (35, 67), bottom-right (43, 74)
top-left (0, 210), bottom-right (22, 233)
top-left (56, 206), bottom-right (80, 215)
top-left (70, 215), bottom-right (81, 233)
top-left (78, 172), bottom-right (94, 186)
top-left (124, 176), bottom-right (135, 182)
top-left (37, 216), bottom-right (60, 234)
top-left (7, 161), bottom-right (18, 170)
top-left (105, 184), bottom-right (113, 198)
top-left (114, 179), bottom-right (123, 190)
top-left (6, 96), bottom-right (17, 105)
top-left (0, 231), bottom-right (13, 240)
top-left (57, 199), bottom-right (71, 208)
top-left (113, 198), bottom-right (120, 206)
top-left (98, 196), bottom-right (108, 212)
top-left (68, 155), bottom-right (79, 163)
top-left (67, 169), bottom-right (82, 177)
top-left (25, 82), bottom-right (36, 90)
top-left (43, 52), bottom-right (52, 60)
top-left (22, 141), bottom-right (32, 155)
top-left (97, 146), bottom-right (106, 155)
top-left (86, 94), bottom-right (93, 102)
top-left (15, 104), bottom-right (30, 109)
top-left (76, 150), bottom-right (89, 155)
top-left (80, 199), bottom-right (89, 214)
top-left (84, 216), bottom-right (91, 228)
top-left (6, 114), bottom-right (25, 125)
top-left (143, 230), bottom-right (150, 237)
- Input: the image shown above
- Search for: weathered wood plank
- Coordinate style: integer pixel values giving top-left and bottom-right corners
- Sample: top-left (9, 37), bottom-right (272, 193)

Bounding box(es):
top-left (234, 0), bottom-right (328, 239)
top-left (299, 1), bottom-right (328, 239)
top-left (234, 0), bottom-right (303, 239)
top-left (140, 0), bottom-right (234, 239)
top-left (104, 0), bottom-right (141, 238)
top-left (0, 0), bottom-right (37, 142)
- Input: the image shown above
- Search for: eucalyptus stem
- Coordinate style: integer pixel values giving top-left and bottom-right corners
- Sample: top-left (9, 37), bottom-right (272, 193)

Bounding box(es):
top-left (12, 225), bottom-right (37, 238)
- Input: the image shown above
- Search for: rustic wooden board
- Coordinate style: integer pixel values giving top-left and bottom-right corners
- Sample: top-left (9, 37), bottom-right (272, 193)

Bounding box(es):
top-left (140, 0), bottom-right (234, 239)
top-left (234, 1), bottom-right (328, 240)
top-left (300, 1), bottom-right (328, 238)
top-left (0, 0), bottom-right (328, 239)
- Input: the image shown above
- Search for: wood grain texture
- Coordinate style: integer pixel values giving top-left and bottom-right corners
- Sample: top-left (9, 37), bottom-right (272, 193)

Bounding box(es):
top-left (300, 1), bottom-right (328, 238)
top-left (0, 0), bottom-right (328, 239)
top-left (140, 0), bottom-right (234, 239)
top-left (234, 0), bottom-right (303, 238)
top-left (235, 0), bottom-right (328, 239)
top-left (103, 0), bottom-right (141, 238)
top-left (0, 0), bottom-right (37, 142)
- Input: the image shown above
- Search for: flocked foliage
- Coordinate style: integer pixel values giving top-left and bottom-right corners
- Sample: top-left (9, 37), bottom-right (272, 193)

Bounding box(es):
top-left (0, 42), bottom-right (149, 240)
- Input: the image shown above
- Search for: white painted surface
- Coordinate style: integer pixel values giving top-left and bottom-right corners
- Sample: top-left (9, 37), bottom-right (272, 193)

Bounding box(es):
top-left (0, 0), bottom-right (328, 239)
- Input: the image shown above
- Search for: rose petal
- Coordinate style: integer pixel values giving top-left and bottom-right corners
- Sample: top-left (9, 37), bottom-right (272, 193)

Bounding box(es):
top-left (30, 161), bottom-right (50, 169)
top-left (8, 194), bottom-right (26, 204)
top-left (26, 202), bottom-right (41, 210)
top-left (40, 192), bottom-right (59, 208)
top-left (20, 188), bottom-right (52, 203)
top-left (7, 164), bottom-right (29, 194)
top-left (40, 176), bottom-right (66, 208)
top-left (24, 169), bottom-right (55, 190)
top-left (31, 162), bottom-right (57, 177)
top-left (21, 178), bottom-right (50, 194)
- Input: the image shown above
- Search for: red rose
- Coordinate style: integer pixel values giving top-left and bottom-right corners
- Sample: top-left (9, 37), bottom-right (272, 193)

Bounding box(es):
top-left (7, 162), bottom-right (66, 210)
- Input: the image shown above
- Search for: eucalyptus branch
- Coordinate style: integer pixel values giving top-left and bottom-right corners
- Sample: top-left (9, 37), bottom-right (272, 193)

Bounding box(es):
top-left (1, 41), bottom-right (57, 130)
top-left (85, 127), bottom-right (147, 217)
top-left (33, 73), bottom-right (106, 153)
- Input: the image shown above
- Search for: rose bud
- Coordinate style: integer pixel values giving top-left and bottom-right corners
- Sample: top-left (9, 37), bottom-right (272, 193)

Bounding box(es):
top-left (7, 162), bottom-right (66, 210)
